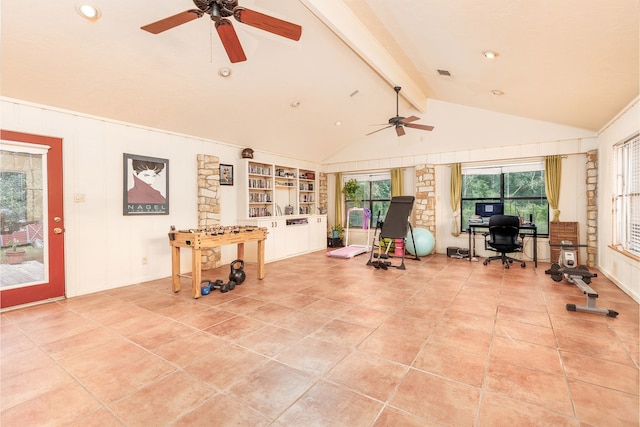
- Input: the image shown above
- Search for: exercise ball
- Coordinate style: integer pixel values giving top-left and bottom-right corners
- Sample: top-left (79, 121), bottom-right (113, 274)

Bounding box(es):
top-left (406, 228), bottom-right (435, 256)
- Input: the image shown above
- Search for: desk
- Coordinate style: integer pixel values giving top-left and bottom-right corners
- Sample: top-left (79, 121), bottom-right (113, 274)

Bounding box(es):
top-left (168, 227), bottom-right (267, 298)
top-left (468, 223), bottom-right (537, 267)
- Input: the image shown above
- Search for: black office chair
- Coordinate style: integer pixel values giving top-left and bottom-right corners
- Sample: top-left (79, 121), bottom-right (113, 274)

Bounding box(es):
top-left (482, 215), bottom-right (526, 268)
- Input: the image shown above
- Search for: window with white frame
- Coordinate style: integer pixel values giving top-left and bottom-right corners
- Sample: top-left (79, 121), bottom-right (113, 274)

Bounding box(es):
top-left (461, 161), bottom-right (549, 234)
top-left (343, 172), bottom-right (391, 228)
top-left (613, 134), bottom-right (640, 257)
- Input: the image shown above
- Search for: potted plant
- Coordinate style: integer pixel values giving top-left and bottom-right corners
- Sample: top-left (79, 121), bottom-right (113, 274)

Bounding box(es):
top-left (342, 179), bottom-right (364, 207)
top-left (5, 238), bottom-right (25, 265)
top-left (330, 223), bottom-right (344, 239)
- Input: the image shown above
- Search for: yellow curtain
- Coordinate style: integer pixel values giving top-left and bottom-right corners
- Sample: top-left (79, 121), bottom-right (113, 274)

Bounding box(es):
top-left (545, 155), bottom-right (562, 222)
top-left (334, 172), bottom-right (344, 227)
top-left (391, 168), bottom-right (404, 197)
top-left (449, 163), bottom-right (462, 236)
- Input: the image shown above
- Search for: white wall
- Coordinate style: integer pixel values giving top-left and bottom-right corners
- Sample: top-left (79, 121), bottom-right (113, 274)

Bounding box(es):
top-left (1, 98), bottom-right (320, 298)
top-left (596, 98), bottom-right (640, 302)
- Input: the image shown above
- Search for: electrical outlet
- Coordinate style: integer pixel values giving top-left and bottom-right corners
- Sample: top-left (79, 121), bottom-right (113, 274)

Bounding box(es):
top-left (142, 257), bottom-right (148, 265)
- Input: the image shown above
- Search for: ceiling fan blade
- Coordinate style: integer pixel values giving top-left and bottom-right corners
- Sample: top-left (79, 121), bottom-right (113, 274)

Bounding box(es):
top-left (234, 7), bottom-right (302, 41)
top-left (216, 19), bottom-right (247, 63)
top-left (366, 125), bottom-right (392, 136)
top-left (396, 126), bottom-right (406, 137)
top-left (141, 10), bottom-right (203, 34)
top-left (405, 123), bottom-right (435, 131)
top-left (400, 116), bottom-right (420, 124)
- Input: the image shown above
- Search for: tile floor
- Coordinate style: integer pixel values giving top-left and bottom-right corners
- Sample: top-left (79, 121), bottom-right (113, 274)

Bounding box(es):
top-left (1, 252), bottom-right (638, 426)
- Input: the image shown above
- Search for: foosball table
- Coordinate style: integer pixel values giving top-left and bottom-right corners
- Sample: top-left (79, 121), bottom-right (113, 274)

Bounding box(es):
top-left (168, 226), bottom-right (268, 298)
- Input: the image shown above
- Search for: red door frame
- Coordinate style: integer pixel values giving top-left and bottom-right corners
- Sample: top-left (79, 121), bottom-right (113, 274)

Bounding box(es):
top-left (1, 130), bottom-right (65, 308)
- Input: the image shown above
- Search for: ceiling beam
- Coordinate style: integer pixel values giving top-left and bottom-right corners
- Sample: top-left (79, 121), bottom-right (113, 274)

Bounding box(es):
top-left (299, 0), bottom-right (428, 113)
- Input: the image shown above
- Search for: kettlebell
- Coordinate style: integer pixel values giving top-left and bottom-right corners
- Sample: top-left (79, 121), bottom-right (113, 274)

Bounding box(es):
top-left (200, 280), bottom-right (212, 296)
top-left (229, 259), bottom-right (246, 285)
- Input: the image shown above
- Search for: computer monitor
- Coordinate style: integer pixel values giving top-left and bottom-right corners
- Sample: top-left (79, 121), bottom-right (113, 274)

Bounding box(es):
top-left (475, 202), bottom-right (504, 218)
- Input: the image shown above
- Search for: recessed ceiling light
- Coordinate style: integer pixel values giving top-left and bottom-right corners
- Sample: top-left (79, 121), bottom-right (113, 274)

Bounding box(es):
top-left (218, 67), bottom-right (232, 77)
top-left (334, 121), bottom-right (342, 126)
top-left (482, 50), bottom-right (499, 59)
top-left (77, 4), bottom-right (100, 21)
top-left (290, 100), bottom-right (301, 108)
top-left (491, 90), bottom-right (504, 96)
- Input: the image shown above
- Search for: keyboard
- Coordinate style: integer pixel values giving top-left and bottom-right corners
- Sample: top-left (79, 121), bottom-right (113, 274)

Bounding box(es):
top-left (469, 217), bottom-right (491, 225)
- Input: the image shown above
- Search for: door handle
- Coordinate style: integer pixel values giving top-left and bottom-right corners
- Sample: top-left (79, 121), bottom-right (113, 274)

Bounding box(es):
top-left (53, 227), bottom-right (63, 234)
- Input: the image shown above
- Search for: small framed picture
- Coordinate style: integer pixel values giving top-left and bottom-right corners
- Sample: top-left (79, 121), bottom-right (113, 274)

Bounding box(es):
top-left (220, 164), bottom-right (234, 186)
top-left (123, 153), bottom-right (169, 215)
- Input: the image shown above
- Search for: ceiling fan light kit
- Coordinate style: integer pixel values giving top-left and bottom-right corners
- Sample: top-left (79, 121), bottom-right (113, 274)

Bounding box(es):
top-left (141, 0), bottom-right (302, 63)
top-left (367, 86), bottom-right (434, 137)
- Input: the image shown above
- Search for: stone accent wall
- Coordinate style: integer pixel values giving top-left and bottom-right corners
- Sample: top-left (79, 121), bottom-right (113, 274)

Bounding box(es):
top-left (197, 154), bottom-right (222, 269)
top-left (318, 172), bottom-right (328, 215)
top-left (586, 150), bottom-right (598, 267)
top-left (414, 164), bottom-right (436, 242)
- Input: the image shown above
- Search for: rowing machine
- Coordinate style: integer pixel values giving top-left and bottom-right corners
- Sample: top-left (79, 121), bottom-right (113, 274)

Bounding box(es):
top-left (545, 241), bottom-right (618, 318)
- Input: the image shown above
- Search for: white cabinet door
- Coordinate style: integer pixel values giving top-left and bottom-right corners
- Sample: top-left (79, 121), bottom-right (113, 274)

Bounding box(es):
top-left (239, 216), bottom-right (326, 263)
top-left (308, 215), bottom-right (327, 251)
top-left (285, 222), bottom-right (309, 257)
top-left (239, 219), bottom-right (285, 263)
top-left (263, 219), bottom-right (286, 262)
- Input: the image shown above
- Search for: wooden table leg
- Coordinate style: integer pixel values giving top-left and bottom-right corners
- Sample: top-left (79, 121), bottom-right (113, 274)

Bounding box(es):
top-left (192, 248), bottom-right (202, 298)
top-left (171, 245), bottom-right (181, 293)
top-left (257, 239), bottom-right (265, 279)
top-left (237, 242), bottom-right (245, 261)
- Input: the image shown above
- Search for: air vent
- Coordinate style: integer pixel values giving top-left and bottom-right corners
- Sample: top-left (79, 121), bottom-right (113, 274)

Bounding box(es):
top-left (437, 69), bottom-right (452, 77)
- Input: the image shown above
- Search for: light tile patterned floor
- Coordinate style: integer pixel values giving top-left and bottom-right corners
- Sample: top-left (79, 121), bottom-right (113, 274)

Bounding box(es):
top-left (1, 252), bottom-right (638, 426)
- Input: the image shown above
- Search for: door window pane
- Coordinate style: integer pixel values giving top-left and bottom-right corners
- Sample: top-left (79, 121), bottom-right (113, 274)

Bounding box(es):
top-left (0, 149), bottom-right (46, 288)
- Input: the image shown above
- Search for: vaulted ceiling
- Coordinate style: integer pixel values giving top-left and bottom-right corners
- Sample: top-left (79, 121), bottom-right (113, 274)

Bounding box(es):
top-left (1, 0), bottom-right (638, 163)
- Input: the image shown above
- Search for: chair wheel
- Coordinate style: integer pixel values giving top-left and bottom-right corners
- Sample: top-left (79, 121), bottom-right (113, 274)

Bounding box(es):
top-left (504, 263), bottom-right (510, 269)
top-left (483, 260), bottom-right (488, 265)
top-left (520, 263), bottom-right (526, 268)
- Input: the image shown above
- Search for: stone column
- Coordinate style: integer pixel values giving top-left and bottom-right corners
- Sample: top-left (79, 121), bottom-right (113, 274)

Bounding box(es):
top-left (318, 172), bottom-right (328, 214)
top-left (197, 154), bottom-right (222, 269)
top-left (414, 164), bottom-right (436, 244)
top-left (585, 150), bottom-right (598, 267)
